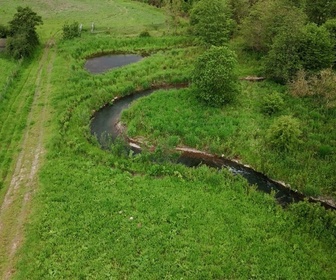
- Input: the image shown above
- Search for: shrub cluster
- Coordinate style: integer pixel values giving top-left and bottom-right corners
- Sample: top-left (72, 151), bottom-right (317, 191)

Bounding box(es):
top-left (62, 22), bottom-right (81, 40)
top-left (289, 68), bottom-right (336, 108)
top-left (192, 46), bottom-right (240, 106)
top-left (264, 24), bottom-right (334, 83)
top-left (189, 0), bottom-right (233, 46)
top-left (139, 30), bottom-right (151, 38)
top-left (266, 115), bottom-right (302, 152)
top-left (6, 6), bottom-right (43, 59)
top-left (260, 91), bottom-right (284, 115)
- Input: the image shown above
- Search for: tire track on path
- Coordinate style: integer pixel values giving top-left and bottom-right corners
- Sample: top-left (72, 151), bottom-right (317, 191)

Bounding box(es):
top-left (0, 59), bottom-right (37, 181)
top-left (0, 39), bottom-right (55, 279)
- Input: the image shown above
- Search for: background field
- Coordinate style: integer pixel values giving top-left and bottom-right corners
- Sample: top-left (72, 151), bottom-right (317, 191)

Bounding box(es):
top-left (0, 0), bottom-right (166, 39)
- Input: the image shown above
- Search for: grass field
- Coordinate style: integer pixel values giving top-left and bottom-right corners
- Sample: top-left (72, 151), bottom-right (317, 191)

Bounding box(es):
top-left (0, 0), bottom-right (166, 40)
top-left (0, 54), bottom-right (20, 98)
top-left (0, 1), bottom-right (335, 279)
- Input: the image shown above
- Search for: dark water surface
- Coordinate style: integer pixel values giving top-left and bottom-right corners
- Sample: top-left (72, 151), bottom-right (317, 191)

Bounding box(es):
top-left (85, 54), bottom-right (143, 74)
top-left (91, 90), bottom-right (154, 145)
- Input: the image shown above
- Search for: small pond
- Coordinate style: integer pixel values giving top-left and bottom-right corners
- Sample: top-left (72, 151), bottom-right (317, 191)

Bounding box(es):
top-left (85, 54), bottom-right (143, 74)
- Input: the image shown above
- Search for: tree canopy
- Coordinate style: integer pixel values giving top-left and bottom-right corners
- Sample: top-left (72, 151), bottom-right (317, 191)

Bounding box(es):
top-left (240, 0), bottom-right (306, 52)
top-left (264, 23), bottom-right (334, 82)
top-left (304, 0), bottom-right (336, 25)
top-left (6, 6), bottom-right (43, 59)
top-left (190, 0), bottom-right (233, 46)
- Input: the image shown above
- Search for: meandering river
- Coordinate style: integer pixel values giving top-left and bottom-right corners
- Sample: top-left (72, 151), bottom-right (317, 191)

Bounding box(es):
top-left (88, 54), bottom-right (335, 210)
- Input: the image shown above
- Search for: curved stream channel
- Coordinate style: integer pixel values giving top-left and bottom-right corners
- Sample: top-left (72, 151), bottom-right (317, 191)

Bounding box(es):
top-left (89, 55), bottom-right (335, 210)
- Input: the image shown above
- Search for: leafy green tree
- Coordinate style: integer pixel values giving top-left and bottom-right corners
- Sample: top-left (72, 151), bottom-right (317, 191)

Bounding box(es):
top-left (304, 0), bottom-right (336, 25)
top-left (227, 0), bottom-right (260, 26)
top-left (240, 0), bottom-right (306, 52)
top-left (8, 6), bottom-right (42, 45)
top-left (283, 0), bottom-right (304, 7)
top-left (324, 18), bottom-right (336, 43)
top-left (265, 23), bottom-right (334, 82)
top-left (227, 0), bottom-right (250, 25)
top-left (299, 23), bottom-right (334, 71)
top-left (323, 19), bottom-right (336, 66)
top-left (192, 46), bottom-right (240, 106)
top-left (190, 0), bottom-right (233, 46)
top-left (264, 31), bottom-right (302, 83)
top-left (6, 6), bottom-right (43, 59)
top-left (266, 115), bottom-right (302, 152)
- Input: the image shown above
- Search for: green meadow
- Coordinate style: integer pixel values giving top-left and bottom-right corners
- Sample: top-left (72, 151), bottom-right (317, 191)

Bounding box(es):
top-left (0, 0), bottom-right (335, 279)
top-left (0, 0), bottom-right (165, 38)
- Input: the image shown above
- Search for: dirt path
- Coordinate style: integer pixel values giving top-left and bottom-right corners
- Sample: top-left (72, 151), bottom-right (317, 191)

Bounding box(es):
top-left (0, 39), bottom-right (55, 279)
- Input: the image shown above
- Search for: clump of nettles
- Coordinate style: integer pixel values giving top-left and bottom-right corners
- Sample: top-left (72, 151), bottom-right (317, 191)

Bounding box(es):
top-left (260, 91), bottom-right (284, 115)
top-left (266, 115), bottom-right (302, 152)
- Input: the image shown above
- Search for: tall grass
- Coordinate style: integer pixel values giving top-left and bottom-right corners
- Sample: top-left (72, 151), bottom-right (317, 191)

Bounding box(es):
top-left (0, 55), bottom-right (21, 100)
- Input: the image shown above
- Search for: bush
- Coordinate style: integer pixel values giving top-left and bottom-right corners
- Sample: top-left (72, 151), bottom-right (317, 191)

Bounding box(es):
top-left (266, 115), bottom-right (302, 152)
top-left (323, 18), bottom-right (336, 44)
top-left (139, 30), bottom-right (150, 38)
top-left (260, 91), bottom-right (284, 115)
top-left (240, 1), bottom-right (306, 53)
top-left (310, 68), bottom-right (336, 108)
top-left (6, 32), bottom-right (35, 59)
top-left (189, 0), bottom-right (233, 46)
top-left (192, 46), bottom-right (240, 106)
top-left (6, 6), bottom-right (43, 59)
top-left (299, 23), bottom-right (334, 72)
top-left (62, 21), bottom-right (81, 40)
top-left (323, 19), bottom-right (336, 66)
top-left (0, 24), bottom-right (8, 38)
top-left (265, 23), bottom-right (334, 83)
top-left (304, 0), bottom-right (336, 25)
top-left (264, 30), bottom-right (302, 83)
top-left (289, 68), bottom-right (336, 108)
top-left (288, 69), bottom-right (310, 97)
